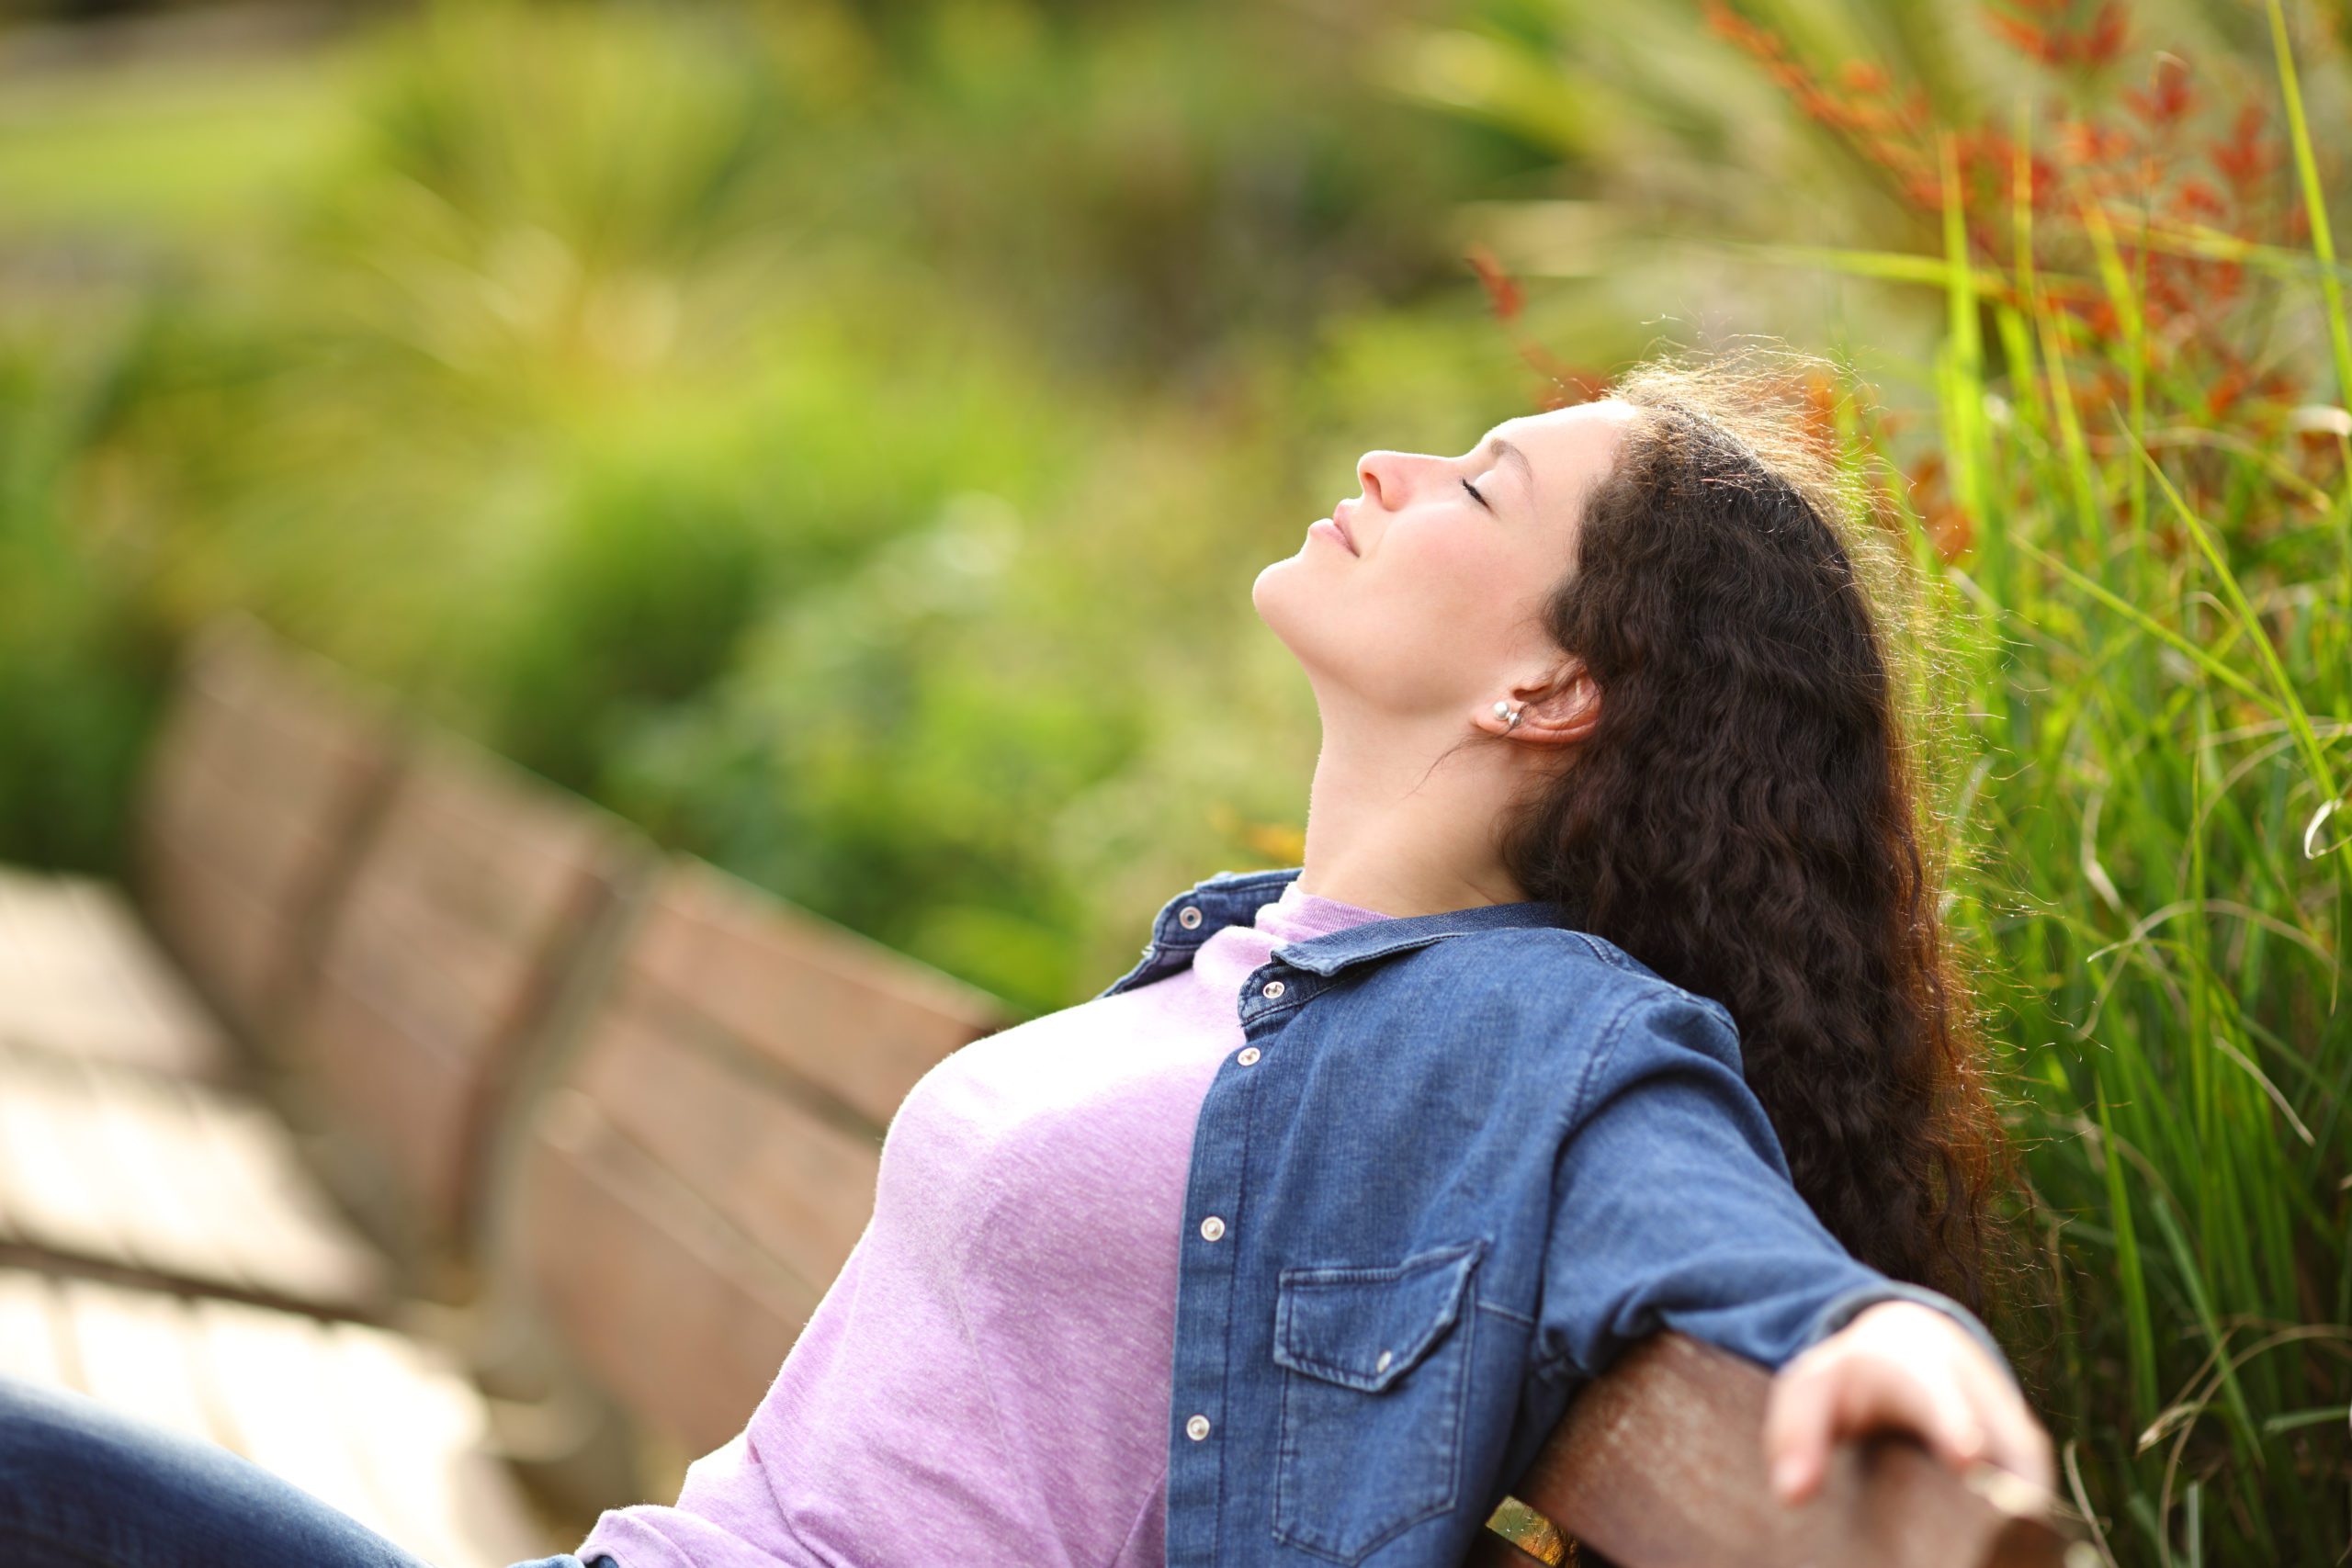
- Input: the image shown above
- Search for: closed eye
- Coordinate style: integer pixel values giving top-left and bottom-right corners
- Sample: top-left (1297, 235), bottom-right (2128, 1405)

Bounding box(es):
top-left (1461, 477), bottom-right (1488, 509)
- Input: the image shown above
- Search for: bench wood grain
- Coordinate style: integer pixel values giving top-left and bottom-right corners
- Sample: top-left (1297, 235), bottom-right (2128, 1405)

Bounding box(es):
top-left (1464, 1332), bottom-right (2085, 1568)
top-left (288, 728), bottom-right (649, 1280)
top-left (0, 869), bottom-right (230, 1079)
top-left (0, 1269), bottom-right (553, 1568)
top-left (133, 616), bottom-right (396, 1046)
top-left (0, 1042), bottom-right (388, 1316)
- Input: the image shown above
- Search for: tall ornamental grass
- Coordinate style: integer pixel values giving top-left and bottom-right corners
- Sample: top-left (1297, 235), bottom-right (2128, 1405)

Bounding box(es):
top-left (1408, 1), bottom-right (2352, 1559)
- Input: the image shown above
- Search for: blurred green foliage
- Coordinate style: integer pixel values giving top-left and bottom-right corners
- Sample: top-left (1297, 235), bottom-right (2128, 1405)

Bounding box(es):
top-left (0, 0), bottom-right (1532, 1009)
top-left (0, 325), bottom-right (165, 868)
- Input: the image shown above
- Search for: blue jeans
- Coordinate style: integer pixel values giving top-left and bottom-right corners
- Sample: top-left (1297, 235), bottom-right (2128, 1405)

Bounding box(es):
top-left (0, 1375), bottom-right (618, 1568)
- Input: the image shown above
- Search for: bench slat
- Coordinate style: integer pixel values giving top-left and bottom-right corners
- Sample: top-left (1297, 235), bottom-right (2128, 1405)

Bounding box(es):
top-left (0, 1054), bottom-right (130, 1265)
top-left (522, 1093), bottom-right (820, 1454)
top-left (135, 619), bottom-right (395, 1040)
top-left (174, 1084), bottom-right (390, 1311)
top-left (0, 1269), bottom-right (69, 1384)
top-left (630, 860), bottom-right (1001, 1129)
top-left (0, 873), bottom-right (228, 1077)
top-left (192, 1296), bottom-right (405, 1539)
top-left (65, 1053), bottom-right (263, 1292)
top-left (573, 986), bottom-right (882, 1296)
top-left (55, 1278), bottom-right (221, 1446)
top-left (1483, 1332), bottom-right (2078, 1568)
top-left (139, 836), bottom-right (295, 1041)
top-left (326, 1318), bottom-right (554, 1567)
top-left (0, 1041), bottom-right (387, 1315)
top-left (293, 729), bottom-right (643, 1260)
top-left (0, 1269), bottom-right (551, 1568)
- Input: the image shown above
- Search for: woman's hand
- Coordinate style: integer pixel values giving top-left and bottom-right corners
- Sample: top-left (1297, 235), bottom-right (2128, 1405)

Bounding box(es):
top-left (1761, 1300), bottom-right (2054, 1506)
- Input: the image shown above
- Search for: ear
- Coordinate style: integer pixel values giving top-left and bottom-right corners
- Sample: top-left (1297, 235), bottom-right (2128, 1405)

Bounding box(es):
top-left (1476, 659), bottom-right (1600, 749)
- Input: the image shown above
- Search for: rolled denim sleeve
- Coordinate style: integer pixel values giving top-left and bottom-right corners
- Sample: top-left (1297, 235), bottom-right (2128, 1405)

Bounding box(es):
top-left (1534, 990), bottom-right (2017, 1388)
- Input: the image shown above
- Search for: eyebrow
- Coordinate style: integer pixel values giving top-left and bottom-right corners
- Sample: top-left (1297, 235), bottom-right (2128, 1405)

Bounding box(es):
top-left (1480, 436), bottom-right (1536, 506)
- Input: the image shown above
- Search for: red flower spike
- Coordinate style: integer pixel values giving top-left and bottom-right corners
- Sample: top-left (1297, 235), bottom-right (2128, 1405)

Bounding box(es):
top-left (1984, 8), bottom-right (2058, 63)
top-left (1464, 244), bottom-right (1523, 326)
top-left (2124, 54), bottom-right (2193, 127)
top-left (1715, 0), bottom-right (2321, 446)
top-left (2083, 0), bottom-right (2128, 66)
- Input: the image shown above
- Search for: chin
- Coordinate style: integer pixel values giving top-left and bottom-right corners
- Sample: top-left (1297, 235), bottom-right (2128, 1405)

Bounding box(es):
top-left (1250, 558), bottom-right (1344, 677)
top-left (1250, 554), bottom-right (1309, 636)
top-left (1249, 553), bottom-right (1280, 607)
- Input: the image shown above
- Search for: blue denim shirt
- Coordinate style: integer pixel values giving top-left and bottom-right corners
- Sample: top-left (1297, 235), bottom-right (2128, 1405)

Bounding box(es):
top-left (1095, 866), bottom-right (2011, 1568)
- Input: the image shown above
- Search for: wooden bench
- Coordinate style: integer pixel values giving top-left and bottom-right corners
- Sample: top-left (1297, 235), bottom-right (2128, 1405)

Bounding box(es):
top-left (0, 617), bottom-right (675, 1564)
top-left (0, 867), bottom-right (229, 1082)
top-left (0, 624), bottom-right (647, 1322)
top-left (0, 623), bottom-right (560, 1565)
top-left (281, 724), bottom-right (651, 1298)
top-left (0, 620), bottom-right (2084, 1567)
top-left (1470, 1334), bottom-right (2085, 1567)
top-left (0, 1039), bottom-right (388, 1318)
top-left (0, 619), bottom-right (1018, 1562)
top-left (0, 615), bottom-right (393, 1087)
top-left (0, 620), bottom-right (396, 1317)
top-left (475, 854), bottom-right (1008, 1496)
top-left (133, 615), bottom-right (400, 1057)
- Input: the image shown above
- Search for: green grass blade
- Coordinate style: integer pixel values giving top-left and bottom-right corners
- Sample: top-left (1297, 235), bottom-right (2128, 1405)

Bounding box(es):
top-left (2010, 536), bottom-right (2278, 715)
top-left (2266, 0), bottom-right (2352, 407)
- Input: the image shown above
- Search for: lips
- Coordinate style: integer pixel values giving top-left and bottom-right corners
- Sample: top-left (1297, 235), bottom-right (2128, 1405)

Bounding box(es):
top-left (1331, 505), bottom-right (1359, 556)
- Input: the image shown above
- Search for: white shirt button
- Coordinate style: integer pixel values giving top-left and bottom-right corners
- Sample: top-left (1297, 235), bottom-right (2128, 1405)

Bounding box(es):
top-left (1178, 906), bottom-right (1204, 930)
top-left (1185, 1414), bottom-right (1212, 1441)
top-left (1260, 980), bottom-right (1285, 999)
top-left (1374, 1349), bottom-right (1394, 1374)
top-left (1199, 1215), bottom-right (1226, 1242)
top-left (1236, 1047), bottom-right (1261, 1066)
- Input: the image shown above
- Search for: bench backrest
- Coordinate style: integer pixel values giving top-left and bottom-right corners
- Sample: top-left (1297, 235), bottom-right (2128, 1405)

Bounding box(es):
top-left (134, 618), bottom-right (396, 1044)
top-left (1464, 1332), bottom-right (2080, 1568)
top-left (288, 728), bottom-right (650, 1279)
top-left (509, 857), bottom-right (1005, 1452)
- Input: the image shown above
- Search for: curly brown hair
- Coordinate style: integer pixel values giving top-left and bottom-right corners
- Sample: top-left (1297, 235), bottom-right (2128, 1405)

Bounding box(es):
top-left (1497, 353), bottom-right (2025, 1324)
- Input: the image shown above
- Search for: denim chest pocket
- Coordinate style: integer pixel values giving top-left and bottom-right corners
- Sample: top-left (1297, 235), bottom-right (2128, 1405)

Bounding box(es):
top-left (1270, 1240), bottom-right (1483, 1564)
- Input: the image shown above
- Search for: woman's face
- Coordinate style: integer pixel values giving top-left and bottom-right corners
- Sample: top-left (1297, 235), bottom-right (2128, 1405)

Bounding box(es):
top-left (1253, 398), bottom-right (1636, 723)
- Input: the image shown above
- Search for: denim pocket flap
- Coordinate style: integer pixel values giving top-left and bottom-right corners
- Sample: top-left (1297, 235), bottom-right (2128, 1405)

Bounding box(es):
top-left (1272, 1240), bottom-right (1482, 1393)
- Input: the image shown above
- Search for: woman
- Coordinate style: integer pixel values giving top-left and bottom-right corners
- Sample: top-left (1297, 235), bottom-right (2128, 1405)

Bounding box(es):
top-left (0, 354), bottom-right (2052, 1568)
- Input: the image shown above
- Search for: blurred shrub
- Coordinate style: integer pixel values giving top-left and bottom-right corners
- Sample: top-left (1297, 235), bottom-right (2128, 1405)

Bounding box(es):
top-left (0, 0), bottom-right (1525, 1010)
top-left (0, 322), bottom-right (164, 871)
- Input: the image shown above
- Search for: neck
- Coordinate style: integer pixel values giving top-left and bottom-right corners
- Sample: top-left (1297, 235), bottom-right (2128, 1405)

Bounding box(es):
top-left (1295, 700), bottom-right (1532, 919)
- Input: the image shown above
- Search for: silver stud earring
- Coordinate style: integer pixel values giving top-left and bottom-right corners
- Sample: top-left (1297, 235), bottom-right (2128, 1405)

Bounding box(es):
top-left (1492, 700), bottom-right (1522, 732)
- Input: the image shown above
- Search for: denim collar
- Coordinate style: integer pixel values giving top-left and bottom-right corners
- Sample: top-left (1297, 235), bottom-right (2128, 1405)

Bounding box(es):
top-left (1156, 865), bottom-right (1581, 978)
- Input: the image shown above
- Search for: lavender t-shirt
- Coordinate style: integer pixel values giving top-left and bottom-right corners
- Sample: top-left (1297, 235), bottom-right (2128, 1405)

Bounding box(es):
top-left (577, 879), bottom-right (1392, 1568)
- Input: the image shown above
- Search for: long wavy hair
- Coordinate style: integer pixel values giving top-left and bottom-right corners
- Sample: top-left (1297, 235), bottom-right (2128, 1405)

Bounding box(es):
top-left (1497, 353), bottom-right (2024, 1324)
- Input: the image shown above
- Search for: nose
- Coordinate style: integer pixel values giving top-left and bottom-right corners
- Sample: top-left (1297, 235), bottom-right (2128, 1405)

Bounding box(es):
top-left (1356, 449), bottom-right (1413, 508)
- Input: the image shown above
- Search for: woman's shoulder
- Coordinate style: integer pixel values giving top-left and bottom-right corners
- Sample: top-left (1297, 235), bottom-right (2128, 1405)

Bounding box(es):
top-left (1378, 923), bottom-right (1740, 1052)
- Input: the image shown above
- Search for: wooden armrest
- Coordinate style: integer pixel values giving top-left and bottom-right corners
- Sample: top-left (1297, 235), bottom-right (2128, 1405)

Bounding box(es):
top-left (1465, 1332), bottom-right (2086, 1568)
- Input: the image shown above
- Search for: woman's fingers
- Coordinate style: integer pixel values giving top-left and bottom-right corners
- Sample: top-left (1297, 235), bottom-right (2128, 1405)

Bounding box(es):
top-left (1760, 1349), bottom-right (1838, 1503)
top-left (1977, 1383), bottom-right (2058, 1493)
top-left (1763, 1302), bottom-right (2060, 1512)
top-left (1893, 1358), bottom-right (1987, 1469)
top-left (1764, 1337), bottom-right (2044, 1506)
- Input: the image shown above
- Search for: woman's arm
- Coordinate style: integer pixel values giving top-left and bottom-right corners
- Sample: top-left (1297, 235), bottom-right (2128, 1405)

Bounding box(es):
top-left (1532, 989), bottom-right (2051, 1495)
